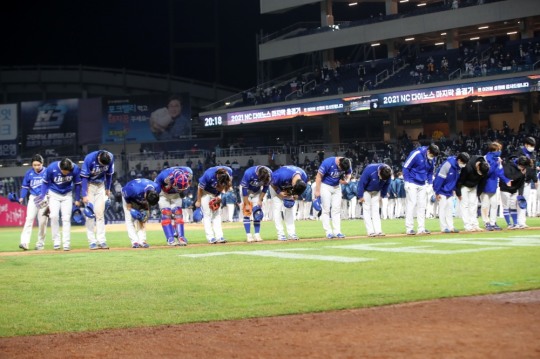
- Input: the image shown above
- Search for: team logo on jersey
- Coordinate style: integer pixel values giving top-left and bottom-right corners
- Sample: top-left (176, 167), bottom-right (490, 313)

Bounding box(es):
top-left (33, 103), bottom-right (67, 131)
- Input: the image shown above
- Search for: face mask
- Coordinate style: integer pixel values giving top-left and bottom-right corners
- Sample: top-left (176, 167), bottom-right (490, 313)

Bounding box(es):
top-left (458, 162), bottom-right (466, 168)
top-left (492, 151), bottom-right (501, 157)
top-left (526, 146), bottom-right (535, 153)
top-left (427, 154), bottom-right (434, 160)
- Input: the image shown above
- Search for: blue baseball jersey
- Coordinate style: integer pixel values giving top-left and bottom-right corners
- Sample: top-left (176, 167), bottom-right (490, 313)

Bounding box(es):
top-left (271, 166), bottom-right (307, 194)
top-left (198, 166), bottom-right (233, 196)
top-left (482, 152), bottom-right (510, 194)
top-left (240, 165), bottom-right (272, 196)
top-left (357, 164), bottom-right (391, 198)
top-left (122, 179), bottom-right (161, 206)
top-left (403, 146), bottom-right (435, 185)
top-left (155, 166), bottom-right (193, 194)
top-left (432, 157), bottom-right (460, 197)
top-left (41, 161), bottom-right (82, 197)
top-left (20, 166), bottom-right (47, 198)
top-left (80, 151), bottom-right (115, 196)
top-left (318, 157), bottom-right (352, 186)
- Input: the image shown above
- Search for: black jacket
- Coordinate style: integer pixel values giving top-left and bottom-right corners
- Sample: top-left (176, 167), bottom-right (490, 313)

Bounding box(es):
top-left (499, 159), bottom-right (525, 195)
top-left (455, 155), bottom-right (488, 197)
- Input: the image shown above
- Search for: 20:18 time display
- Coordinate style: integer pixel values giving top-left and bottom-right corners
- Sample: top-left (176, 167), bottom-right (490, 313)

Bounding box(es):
top-left (203, 116), bottom-right (223, 127)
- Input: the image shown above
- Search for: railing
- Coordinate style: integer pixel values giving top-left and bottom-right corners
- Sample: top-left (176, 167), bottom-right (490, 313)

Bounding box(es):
top-left (375, 69), bottom-right (389, 86)
top-left (448, 68), bottom-right (462, 80)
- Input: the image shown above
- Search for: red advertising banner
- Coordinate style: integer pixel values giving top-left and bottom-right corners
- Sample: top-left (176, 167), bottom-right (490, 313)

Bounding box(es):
top-left (0, 196), bottom-right (26, 227)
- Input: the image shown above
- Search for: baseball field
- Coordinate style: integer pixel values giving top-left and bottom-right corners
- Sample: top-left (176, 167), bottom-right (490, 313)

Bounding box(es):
top-left (1, 217), bottom-right (539, 358)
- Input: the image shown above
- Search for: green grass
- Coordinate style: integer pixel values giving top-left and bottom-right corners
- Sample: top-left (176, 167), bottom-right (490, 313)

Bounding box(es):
top-left (1, 217), bottom-right (540, 337)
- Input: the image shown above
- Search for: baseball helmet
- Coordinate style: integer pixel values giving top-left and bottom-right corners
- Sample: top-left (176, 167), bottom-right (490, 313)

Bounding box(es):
top-left (83, 203), bottom-right (96, 219)
top-left (517, 195), bottom-right (527, 210)
top-left (312, 197), bottom-right (322, 212)
top-left (72, 206), bottom-right (84, 224)
top-left (430, 194), bottom-right (436, 203)
top-left (193, 207), bottom-right (203, 222)
top-left (252, 205), bottom-right (264, 222)
top-left (283, 198), bottom-right (296, 208)
top-left (172, 170), bottom-right (190, 191)
top-left (7, 192), bottom-right (19, 203)
top-left (105, 198), bottom-right (111, 211)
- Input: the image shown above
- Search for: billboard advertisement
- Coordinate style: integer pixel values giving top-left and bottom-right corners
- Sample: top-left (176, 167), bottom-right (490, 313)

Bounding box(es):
top-left (0, 196), bottom-right (26, 227)
top-left (20, 99), bottom-right (79, 157)
top-left (0, 103), bottom-right (18, 158)
top-left (102, 93), bottom-right (191, 144)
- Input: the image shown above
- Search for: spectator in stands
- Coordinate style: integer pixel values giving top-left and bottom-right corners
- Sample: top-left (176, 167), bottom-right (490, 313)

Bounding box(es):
top-left (403, 143), bottom-right (440, 235)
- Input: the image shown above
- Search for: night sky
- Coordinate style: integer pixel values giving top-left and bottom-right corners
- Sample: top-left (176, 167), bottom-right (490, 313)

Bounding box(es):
top-left (1, 1), bottom-right (383, 90)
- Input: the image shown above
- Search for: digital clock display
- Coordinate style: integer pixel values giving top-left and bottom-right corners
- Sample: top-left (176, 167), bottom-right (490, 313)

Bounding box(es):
top-left (203, 116), bottom-right (223, 127)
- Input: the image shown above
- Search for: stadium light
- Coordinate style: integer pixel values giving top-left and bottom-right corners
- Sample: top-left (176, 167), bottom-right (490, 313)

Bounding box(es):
top-left (348, 2), bottom-right (358, 6)
top-left (405, 37), bottom-right (415, 41)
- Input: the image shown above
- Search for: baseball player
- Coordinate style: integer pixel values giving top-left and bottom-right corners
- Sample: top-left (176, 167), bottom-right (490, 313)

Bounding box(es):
top-left (403, 143), bottom-right (440, 235)
top-left (499, 155), bottom-right (531, 229)
top-left (479, 142), bottom-right (511, 231)
top-left (314, 156), bottom-right (352, 239)
top-left (195, 166), bottom-right (233, 244)
top-left (433, 153), bottom-right (470, 233)
top-left (456, 154), bottom-right (490, 232)
top-left (239, 165), bottom-right (272, 242)
top-left (80, 150), bottom-right (114, 250)
top-left (17, 154), bottom-right (48, 250)
top-left (154, 166), bottom-right (193, 246)
top-left (121, 178), bottom-right (161, 248)
top-left (513, 137), bottom-right (538, 228)
top-left (40, 158), bottom-right (82, 251)
top-left (269, 165), bottom-right (308, 241)
top-left (357, 163), bottom-right (392, 237)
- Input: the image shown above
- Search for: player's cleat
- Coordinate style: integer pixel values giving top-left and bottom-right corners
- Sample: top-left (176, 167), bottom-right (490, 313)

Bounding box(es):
top-left (492, 224), bottom-right (502, 231)
top-left (406, 230), bottom-right (416, 235)
top-left (246, 233), bottom-right (254, 243)
top-left (443, 228), bottom-right (451, 233)
top-left (99, 242), bottom-right (109, 249)
top-left (177, 238), bottom-right (188, 246)
top-left (277, 234), bottom-right (287, 241)
top-left (167, 238), bottom-right (177, 246)
top-left (141, 242), bottom-right (150, 248)
top-left (326, 233), bottom-right (336, 239)
top-left (217, 237), bottom-right (227, 244)
top-left (208, 238), bottom-right (217, 244)
top-left (418, 229), bottom-right (431, 235)
top-left (368, 233), bottom-right (376, 237)
top-left (376, 232), bottom-right (386, 237)
top-left (508, 224), bottom-right (517, 230)
top-left (335, 233), bottom-right (345, 238)
top-left (254, 233), bottom-right (263, 242)
top-left (89, 243), bottom-right (98, 250)
top-left (54, 245), bottom-right (61, 250)
top-left (288, 234), bottom-right (299, 240)
top-left (35, 244), bottom-right (44, 250)
top-left (19, 243), bottom-right (28, 251)
top-left (132, 242), bottom-right (141, 248)
top-left (63, 247), bottom-right (71, 251)
top-left (485, 224), bottom-right (494, 231)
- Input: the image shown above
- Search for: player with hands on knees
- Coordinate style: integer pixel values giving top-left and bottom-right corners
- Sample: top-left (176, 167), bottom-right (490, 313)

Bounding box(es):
top-left (195, 166), bottom-right (233, 244)
top-left (80, 150), bottom-right (114, 250)
top-left (240, 165), bottom-right (272, 242)
top-left (269, 165), bottom-right (308, 241)
top-left (121, 178), bottom-right (161, 248)
top-left (314, 156), bottom-right (352, 239)
top-left (357, 163), bottom-right (392, 237)
top-left (16, 154), bottom-right (48, 250)
top-left (154, 166), bottom-right (193, 246)
top-left (40, 158), bottom-right (82, 251)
